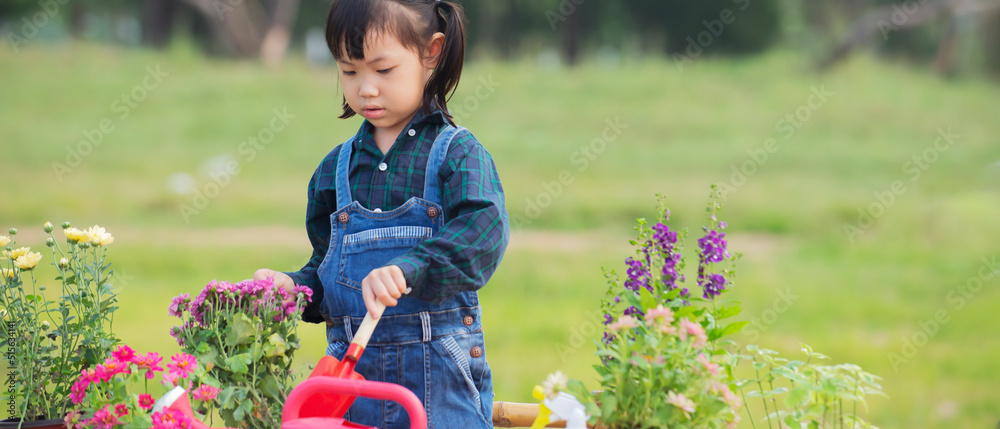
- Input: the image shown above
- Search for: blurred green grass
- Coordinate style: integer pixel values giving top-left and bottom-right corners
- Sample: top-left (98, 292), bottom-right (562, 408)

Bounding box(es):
top-left (1, 41), bottom-right (999, 427)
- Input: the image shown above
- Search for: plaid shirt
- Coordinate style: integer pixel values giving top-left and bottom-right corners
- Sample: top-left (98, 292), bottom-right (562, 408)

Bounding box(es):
top-left (287, 108), bottom-right (510, 323)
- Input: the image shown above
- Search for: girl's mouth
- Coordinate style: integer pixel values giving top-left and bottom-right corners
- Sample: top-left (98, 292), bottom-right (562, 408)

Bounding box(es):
top-left (363, 108), bottom-right (385, 119)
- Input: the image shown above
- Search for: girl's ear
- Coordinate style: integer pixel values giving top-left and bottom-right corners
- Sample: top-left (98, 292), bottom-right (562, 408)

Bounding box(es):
top-left (423, 32), bottom-right (446, 70)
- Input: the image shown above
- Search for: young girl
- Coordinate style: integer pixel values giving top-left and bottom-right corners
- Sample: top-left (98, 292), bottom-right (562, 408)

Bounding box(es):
top-left (253, 0), bottom-right (509, 427)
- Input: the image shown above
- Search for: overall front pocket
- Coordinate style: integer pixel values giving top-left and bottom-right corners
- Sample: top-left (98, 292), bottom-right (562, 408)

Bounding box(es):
top-left (337, 226), bottom-right (433, 290)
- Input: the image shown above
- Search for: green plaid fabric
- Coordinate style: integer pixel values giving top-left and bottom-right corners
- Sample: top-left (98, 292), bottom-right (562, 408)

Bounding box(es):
top-left (287, 107), bottom-right (509, 322)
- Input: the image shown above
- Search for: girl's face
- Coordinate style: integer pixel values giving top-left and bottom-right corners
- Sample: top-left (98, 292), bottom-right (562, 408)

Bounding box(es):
top-left (336, 32), bottom-right (442, 139)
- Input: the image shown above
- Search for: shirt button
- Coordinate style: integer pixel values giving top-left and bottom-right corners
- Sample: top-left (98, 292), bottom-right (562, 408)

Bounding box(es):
top-left (338, 212), bottom-right (349, 223)
top-left (373, 208), bottom-right (382, 213)
top-left (463, 315), bottom-right (474, 326)
top-left (378, 162), bottom-right (388, 171)
top-left (470, 346), bottom-right (482, 358)
top-left (407, 129), bottom-right (416, 137)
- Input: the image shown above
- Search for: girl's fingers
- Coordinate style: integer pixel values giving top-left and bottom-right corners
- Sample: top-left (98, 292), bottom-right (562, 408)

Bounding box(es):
top-left (362, 282), bottom-right (378, 318)
top-left (388, 266), bottom-right (408, 295)
top-left (367, 272), bottom-right (398, 307)
top-left (377, 269), bottom-right (402, 299)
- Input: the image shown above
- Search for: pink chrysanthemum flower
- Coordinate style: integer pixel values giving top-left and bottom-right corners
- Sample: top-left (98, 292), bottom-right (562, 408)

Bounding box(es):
top-left (666, 391), bottom-right (696, 419)
top-left (191, 384), bottom-right (220, 402)
top-left (139, 393), bottom-right (156, 410)
top-left (111, 345), bottom-right (137, 364)
top-left (134, 352), bottom-right (165, 380)
top-left (88, 405), bottom-right (121, 428)
top-left (607, 315), bottom-right (639, 332)
top-left (696, 353), bottom-right (720, 376)
top-left (114, 403), bottom-right (129, 417)
top-left (168, 353), bottom-right (198, 378)
top-left (679, 319), bottom-right (708, 349)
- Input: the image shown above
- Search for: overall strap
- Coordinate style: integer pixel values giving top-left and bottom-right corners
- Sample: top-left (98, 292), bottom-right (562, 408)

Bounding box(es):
top-left (422, 125), bottom-right (464, 204)
top-left (334, 134), bottom-right (356, 211)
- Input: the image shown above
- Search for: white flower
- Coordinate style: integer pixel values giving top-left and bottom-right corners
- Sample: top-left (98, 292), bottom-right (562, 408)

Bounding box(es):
top-left (85, 225), bottom-right (114, 246)
top-left (541, 371), bottom-right (568, 399)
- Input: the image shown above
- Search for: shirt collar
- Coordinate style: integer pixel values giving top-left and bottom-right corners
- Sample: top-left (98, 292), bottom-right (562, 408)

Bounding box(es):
top-left (354, 104), bottom-right (450, 152)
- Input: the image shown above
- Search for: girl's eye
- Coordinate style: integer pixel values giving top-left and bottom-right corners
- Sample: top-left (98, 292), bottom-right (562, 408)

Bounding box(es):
top-left (377, 68), bottom-right (393, 75)
top-left (341, 70), bottom-right (356, 76)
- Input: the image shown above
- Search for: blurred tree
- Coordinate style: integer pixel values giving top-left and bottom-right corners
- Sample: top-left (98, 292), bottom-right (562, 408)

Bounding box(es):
top-left (178, 0), bottom-right (299, 63)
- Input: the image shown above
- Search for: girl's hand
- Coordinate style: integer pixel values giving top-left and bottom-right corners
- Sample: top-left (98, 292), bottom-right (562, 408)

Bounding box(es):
top-left (362, 265), bottom-right (407, 319)
top-left (253, 268), bottom-right (296, 304)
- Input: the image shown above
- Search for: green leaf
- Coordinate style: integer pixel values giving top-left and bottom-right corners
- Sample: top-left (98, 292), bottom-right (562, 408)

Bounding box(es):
top-left (264, 333), bottom-right (287, 357)
top-left (601, 394), bottom-right (617, 418)
top-left (639, 286), bottom-right (655, 311)
top-left (258, 373), bottom-right (283, 401)
top-left (717, 304), bottom-right (742, 320)
top-left (225, 313), bottom-right (256, 346)
top-left (717, 321), bottom-right (750, 339)
top-left (224, 353), bottom-right (253, 374)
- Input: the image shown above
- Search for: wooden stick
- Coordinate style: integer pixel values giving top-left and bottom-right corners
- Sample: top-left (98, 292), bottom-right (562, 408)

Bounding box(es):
top-left (350, 300), bottom-right (386, 349)
top-left (492, 402), bottom-right (601, 428)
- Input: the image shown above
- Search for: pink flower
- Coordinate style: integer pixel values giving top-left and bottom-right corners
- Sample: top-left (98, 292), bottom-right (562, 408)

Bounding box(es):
top-left (191, 384), bottom-right (220, 402)
top-left (169, 293), bottom-right (190, 318)
top-left (169, 325), bottom-right (185, 346)
top-left (666, 391), bottom-right (696, 419)
top-left (139, 393), bottom-right (156, 410)
top-left (168, 353), bottom-right (198, 378)
top-left (114, 403), bottom-right (129, 417)
top-left (87, 405), bottom-right (121, 428)
top-left (69, 378), bottom-right (89, 405)
top-left (152, 408), bottom-right (192, 429)
top-left (95, 358), bottom-right (131, 382)
top-left (607, 315), bottom-right (639, 332)
top-left (645, 305), bottom-right (677, 334)
top-left (696, 353), bottom-right (720, 376)
top-left (112, 345), bottom-right (137, 364)
top-left (64, 410), bottom-right (82, 429)
top-left (134, 352), bottom-right (165, 379)
top-left (162, 371), bottom-right (179, 387)
top-left (679, 319), bottom-right (708, 349)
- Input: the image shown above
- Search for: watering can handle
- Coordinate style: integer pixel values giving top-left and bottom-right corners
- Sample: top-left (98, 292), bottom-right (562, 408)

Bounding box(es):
top-left (351, 300), bottom-right (386, 349)
top-left (282, 376), bottom-right (427, 429)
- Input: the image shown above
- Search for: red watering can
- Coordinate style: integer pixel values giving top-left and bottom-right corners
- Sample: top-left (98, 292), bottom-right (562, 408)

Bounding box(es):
top-left (280, 376), bottom-right (427, 429)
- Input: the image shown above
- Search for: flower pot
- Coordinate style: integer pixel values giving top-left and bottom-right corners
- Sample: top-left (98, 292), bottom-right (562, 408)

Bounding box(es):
top-left (0, 418), bottom-right (65, 428)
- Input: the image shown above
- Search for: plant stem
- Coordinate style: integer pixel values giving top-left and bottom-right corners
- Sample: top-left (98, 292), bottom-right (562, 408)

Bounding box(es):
top-left (753, 358), bottom-right (773, 429)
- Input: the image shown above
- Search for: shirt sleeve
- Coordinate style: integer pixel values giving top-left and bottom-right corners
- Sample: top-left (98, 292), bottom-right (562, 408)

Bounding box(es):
top-left (386, 131), bottom-right (510, 303)
top-left (284, 152), bottom-right (337, 324)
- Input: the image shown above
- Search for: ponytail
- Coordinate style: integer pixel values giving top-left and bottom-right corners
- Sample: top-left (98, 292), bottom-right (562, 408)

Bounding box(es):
top-left (427, 0), bottom-right (467, 125)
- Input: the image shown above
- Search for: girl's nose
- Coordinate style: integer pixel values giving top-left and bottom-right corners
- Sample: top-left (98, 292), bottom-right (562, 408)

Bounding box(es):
top-left (359, 77), bottom-right (378, 98)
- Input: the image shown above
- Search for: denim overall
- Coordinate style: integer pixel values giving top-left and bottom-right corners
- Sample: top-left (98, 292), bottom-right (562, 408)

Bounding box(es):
top-left (318, 124), bottom-right (494, 429)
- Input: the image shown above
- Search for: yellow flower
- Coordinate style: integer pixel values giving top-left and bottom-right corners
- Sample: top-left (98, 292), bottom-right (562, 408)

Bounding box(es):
top-left (85, 225), bottom-right (114, 246)
top-left (1, 268), bottom-right (16, 280)
top-left (64, 227), bottom-right (88, 243)
top-left (2, 247), bottom-right (30, 260)
top-left (14, 252), bottom-right (42, 270)
top-left (0, 236), bottom-right (10, 247)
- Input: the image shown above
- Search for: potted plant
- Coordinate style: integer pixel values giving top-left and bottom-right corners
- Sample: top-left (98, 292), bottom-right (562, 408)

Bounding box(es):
top-left (65, 344), bottom-right (221, 429)
top-left (168, 277), bottom-right (313, 429)
top-left (537, 187), bottom-right (884, 429)
top-left (0, 223), bottom-right (123, 428)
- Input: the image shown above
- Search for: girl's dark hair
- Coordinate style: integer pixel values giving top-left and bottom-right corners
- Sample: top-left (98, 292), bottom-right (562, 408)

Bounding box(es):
top-left (325, 0), bottom-right (467, 124)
